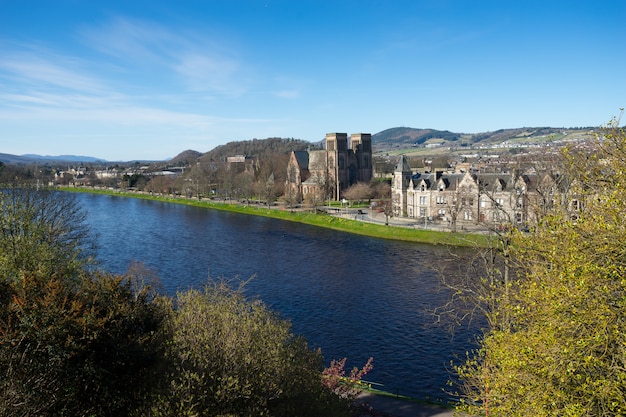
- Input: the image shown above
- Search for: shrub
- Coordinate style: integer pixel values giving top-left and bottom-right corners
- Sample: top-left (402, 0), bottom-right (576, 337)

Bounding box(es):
top-left (0, 269), bottom-right (169, 416)
top-left (150, 279), bottom-right (354, 417)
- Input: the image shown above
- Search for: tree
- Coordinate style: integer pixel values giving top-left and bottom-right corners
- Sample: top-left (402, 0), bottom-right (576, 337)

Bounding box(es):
top-left (284, 163), bottom-right (302, 210)
top-left (0, 186), bottom-right (93, 279)
top-left (0, 269), bottom-right (170, 417)
top-left (150, 279), bottom-right (354, 417)
top-left (147, 174), bottom-right (175, 196)
top-left (455, 116), bottom-right (626, 416)
top-left (342, 182), bottom-right (373, 205)
top-left (0, 187), bottom-right (169, 416)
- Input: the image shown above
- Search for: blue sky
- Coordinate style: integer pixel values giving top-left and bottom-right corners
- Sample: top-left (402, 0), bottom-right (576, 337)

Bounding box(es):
top-left (1, 0), bottom-right (624, 161)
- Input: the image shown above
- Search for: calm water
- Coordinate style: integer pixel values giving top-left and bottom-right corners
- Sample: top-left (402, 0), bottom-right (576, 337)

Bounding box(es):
top-left (77, 193), bottom-right (480, 402)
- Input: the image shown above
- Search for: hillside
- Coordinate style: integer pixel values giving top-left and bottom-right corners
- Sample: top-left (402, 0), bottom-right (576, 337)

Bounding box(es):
top-left (169, 149), bottom-right (203, 166)
top-left (372, 127), bottom-right (461, 151)
top-left (1, 127), bottom-right (598, 166)
top-left (371, 126), bottom-right (596, 154)
top-left (198, 137), bottom-right (313, 162)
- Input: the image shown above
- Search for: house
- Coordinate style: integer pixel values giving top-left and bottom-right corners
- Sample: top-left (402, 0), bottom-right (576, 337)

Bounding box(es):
top-left (391, 156), bottom-right (565, 230)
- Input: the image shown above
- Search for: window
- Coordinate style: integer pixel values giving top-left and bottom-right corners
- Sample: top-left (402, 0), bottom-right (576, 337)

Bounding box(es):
top-left (495, 198), bottom-right (504, 207)
top-left (419, 196), bottom-right (426, 205)
top-left (464, 210), bottom-right (472, 220)
top-left (480, 199), bottom-right (488, 208)
top-left (421, 184), bottom-right (425, 192)
top-left (436, 196), bottom-right (446, 204)
top-left (419, 208), bottom-right (426, 217)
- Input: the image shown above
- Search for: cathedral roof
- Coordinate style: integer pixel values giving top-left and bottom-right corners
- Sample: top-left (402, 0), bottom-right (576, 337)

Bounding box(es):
top-left (292, 151), bottom-right (310, 170)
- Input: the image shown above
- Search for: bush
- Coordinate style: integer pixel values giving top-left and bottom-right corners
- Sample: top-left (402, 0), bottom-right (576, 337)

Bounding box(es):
top-left (0, 186), bottom-right (93, 279)
top-left (0, 269), bottom-right (169, 416)
top-left (149, 279), bottom-right (353, 417)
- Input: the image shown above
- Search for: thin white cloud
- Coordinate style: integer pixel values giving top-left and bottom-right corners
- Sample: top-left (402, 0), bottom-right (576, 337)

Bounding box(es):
top-left (0, 53), bottom-right (107, 93)
top-left (174, 53), bottom-right (245, 96)
top-left (0, 16), bottom-right (295, 159)
top-left (79, 17), bottom-right (176, 63)
top-left (0, 30), bottom-right (259, 135)
top-left (272, 89), bottom-right (300, 99)
top-left (79, 17), bottom-right (248, 97)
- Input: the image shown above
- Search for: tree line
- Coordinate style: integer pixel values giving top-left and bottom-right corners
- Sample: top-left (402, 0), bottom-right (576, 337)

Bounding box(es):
top-left (9, 140), bottom-right (393, 208)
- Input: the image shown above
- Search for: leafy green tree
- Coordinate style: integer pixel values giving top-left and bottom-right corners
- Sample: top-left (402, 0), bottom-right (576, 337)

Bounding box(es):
top-left (456, 117), bottom-right (626, 416)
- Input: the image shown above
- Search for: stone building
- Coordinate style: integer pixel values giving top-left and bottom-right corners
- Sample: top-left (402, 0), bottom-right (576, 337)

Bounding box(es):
top-left (285, 133), bottom-right (373, 203)
top-left (391, 156), bottom-right (564, 230)
top-left (226, 155), bottom-right (258, 174)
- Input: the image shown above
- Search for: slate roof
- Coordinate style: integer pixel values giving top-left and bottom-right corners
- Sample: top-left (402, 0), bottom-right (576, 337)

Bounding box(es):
top-left (292, 151), bottom-right (309, 170)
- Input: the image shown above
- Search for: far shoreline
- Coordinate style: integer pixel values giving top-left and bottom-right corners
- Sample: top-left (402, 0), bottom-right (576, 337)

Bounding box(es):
top-left (60, 186), bottom-right (491, 248)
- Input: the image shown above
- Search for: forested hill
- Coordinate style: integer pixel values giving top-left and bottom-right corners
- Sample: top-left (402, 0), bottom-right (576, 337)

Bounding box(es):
top-left (169, 149), bottom-right (203, 166)
top-left (371, 126), bottom-right (595, 152)
top-left (168, 126), bottom-right (597, 164)
top-left (372, 128), bottom-right (461, 150)
top-left (197, 137), bottom-right (314, 162)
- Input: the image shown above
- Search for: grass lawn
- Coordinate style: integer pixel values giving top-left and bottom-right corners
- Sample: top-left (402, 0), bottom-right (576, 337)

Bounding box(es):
top-left (61, 187), bottom-right (491, 248)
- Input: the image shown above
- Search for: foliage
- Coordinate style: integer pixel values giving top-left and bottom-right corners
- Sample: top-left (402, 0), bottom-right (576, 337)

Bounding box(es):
top-left (0, 186), bottom-right (93, 280)
top-left (455, 117), bottom-right (626, 416)
top-left (150, 279), bottom-right (353, 417)
top-left (322, 357), bottom-right (374, 400)
top-left (199, 137), bottom-right (312, 163)
top-left (0, 269), bottom-right (169, 417)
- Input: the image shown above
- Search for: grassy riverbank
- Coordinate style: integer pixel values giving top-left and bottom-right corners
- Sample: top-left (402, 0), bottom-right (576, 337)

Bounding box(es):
top-left (62, 187), bottom-right (491, 247)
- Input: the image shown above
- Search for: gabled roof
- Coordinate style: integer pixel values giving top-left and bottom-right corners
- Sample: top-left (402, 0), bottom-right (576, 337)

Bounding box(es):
top-left (475, 173), bottom-right (515, 191)
top-left (291, 151), bottom-right (310, 170)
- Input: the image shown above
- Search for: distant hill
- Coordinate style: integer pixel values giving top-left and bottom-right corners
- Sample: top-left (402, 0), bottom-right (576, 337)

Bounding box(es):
top-left (0, 153), bottom-right (107, 164)
top-left (372, 127), bottom-right (461, 151)
top-left (169, 149), bottom-right (203, 166)
top-left (1, 126), bottom-right (598, 166)
top-left (198, 137), bottom-right (313, 162)
top-left (371, 126), bottom-right (596, 153)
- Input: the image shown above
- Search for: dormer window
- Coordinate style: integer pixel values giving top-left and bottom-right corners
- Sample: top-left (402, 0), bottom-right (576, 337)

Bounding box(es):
top-left (439, 183), bottom-right (444, 191)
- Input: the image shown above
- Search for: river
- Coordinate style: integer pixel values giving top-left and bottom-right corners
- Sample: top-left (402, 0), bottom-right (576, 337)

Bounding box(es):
top-left (77, 192), bottom-right (481, 402)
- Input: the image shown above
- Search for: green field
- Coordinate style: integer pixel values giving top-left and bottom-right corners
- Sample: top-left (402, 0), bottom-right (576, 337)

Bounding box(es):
top-left (61, 187), bottom-right (490, 248)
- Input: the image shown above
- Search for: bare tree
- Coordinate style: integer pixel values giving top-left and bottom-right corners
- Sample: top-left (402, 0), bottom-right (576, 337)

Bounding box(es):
top-left (342, 182), bottom-right (373, 205)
